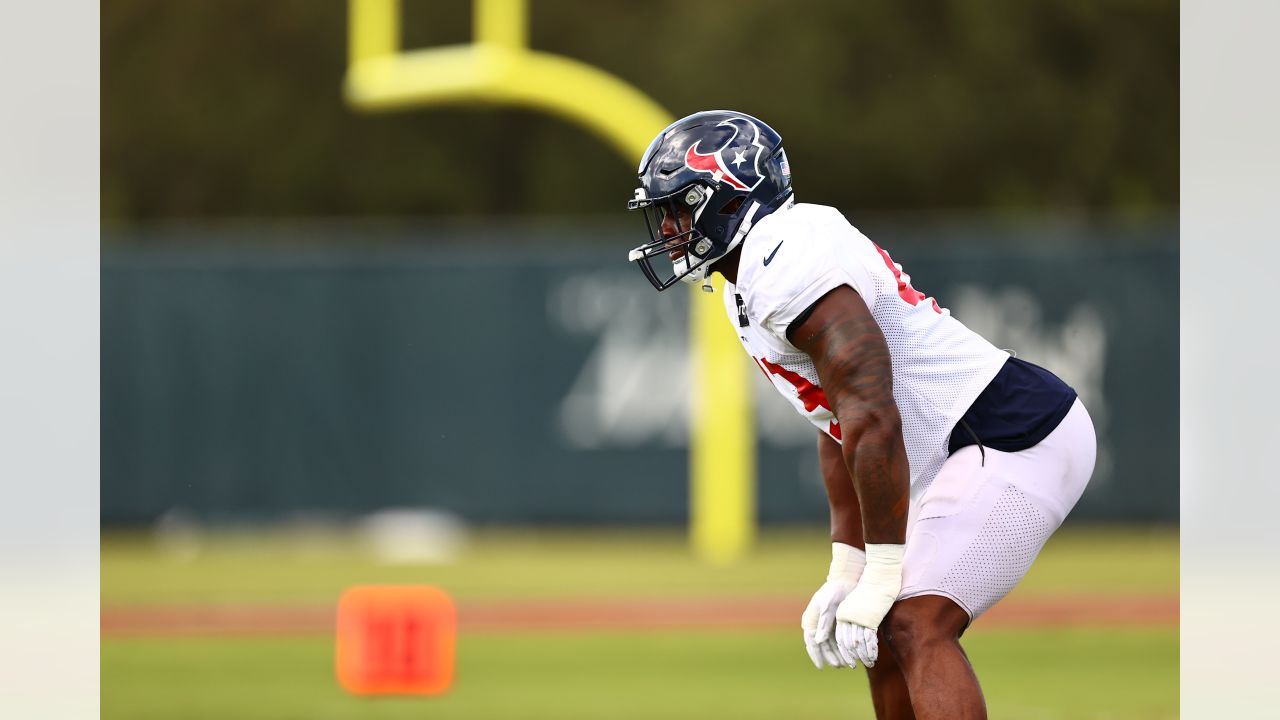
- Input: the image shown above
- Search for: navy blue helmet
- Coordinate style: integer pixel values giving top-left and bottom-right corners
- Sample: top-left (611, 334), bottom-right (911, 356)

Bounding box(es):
top-left (626, 110), bottom-right (793, 291)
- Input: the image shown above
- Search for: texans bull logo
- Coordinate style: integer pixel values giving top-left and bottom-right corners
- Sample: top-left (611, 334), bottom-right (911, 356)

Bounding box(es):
top-left (683, 117), bottom-right (768, 191)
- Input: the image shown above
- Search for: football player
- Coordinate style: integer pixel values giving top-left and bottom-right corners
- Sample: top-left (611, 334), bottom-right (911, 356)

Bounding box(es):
top-left (625, 110), bottom-right (1096, 719)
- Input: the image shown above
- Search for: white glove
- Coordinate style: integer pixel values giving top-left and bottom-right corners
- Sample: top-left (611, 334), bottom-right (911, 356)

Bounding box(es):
top-left (801, 543), bottom-right (865, 669)
top-left (834, 543), bottom-right (905, 667)
top-left (835, 622), bottom-right (880, 668)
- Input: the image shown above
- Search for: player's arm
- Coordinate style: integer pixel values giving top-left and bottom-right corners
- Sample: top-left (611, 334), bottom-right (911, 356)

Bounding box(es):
top-left (799, 429), bottom-right (868, 669)
top-left (789, 285), bottom-right (909, 666)
top-left (789, 285), bottom-right (909, 548)
top-left (818, 430), bottom-right (864, 548)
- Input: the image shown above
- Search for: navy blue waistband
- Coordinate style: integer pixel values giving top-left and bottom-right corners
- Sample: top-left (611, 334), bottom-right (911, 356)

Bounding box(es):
top-left (948, 356), bottom-right (1077, 455)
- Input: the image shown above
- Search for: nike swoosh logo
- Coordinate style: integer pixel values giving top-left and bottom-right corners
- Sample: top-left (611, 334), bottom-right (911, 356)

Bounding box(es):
top-left (762, 240), bottom-right (784, 266)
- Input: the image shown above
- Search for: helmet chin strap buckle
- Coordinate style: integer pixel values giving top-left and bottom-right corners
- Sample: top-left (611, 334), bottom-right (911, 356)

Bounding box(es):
top-left (701, 277), bottom-right (714, 293)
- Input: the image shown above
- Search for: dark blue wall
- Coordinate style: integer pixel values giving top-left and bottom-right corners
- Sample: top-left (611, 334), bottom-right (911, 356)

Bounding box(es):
top-left (102, 216), bottom-right (1177, 525)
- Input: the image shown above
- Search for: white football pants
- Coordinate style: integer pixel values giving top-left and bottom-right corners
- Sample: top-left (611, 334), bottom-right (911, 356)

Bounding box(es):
top-left (897, 398), bottom-right (1097, 621)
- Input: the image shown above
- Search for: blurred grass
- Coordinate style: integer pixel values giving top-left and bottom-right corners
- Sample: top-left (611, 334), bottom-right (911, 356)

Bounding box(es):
top-left (102, 629), bottom-right (1176, 720)
top-left (101, 524), bottom-right (1177, 719)
top-left (101, 524), bottom-right (1177, 605)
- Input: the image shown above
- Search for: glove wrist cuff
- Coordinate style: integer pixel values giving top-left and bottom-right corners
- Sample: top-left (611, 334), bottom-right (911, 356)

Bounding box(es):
top-left (860, 543), bottom-right (905, 588)
top-left (827, 542), bottom-right (866, 583)
top-left (835, 543), bottom-right (905, 629)
top-left (863, 542), bottom-right (905, 565)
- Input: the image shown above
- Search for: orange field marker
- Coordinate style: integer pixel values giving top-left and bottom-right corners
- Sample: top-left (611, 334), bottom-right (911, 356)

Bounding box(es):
top-left (335, 585), bottom-right (456, 696)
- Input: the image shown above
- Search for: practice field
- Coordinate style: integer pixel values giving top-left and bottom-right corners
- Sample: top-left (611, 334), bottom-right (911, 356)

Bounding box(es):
top-left (101, 525), bottom-right (1178, 719)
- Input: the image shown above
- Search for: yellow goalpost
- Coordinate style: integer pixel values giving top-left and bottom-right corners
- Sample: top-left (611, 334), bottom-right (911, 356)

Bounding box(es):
top-left (344, 0), bottom-right (754, 564)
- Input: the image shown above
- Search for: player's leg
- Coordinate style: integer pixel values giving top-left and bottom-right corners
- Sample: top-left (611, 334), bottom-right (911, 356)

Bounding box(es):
top-left (882, 398), bottom-right (1096, 718)
top-left (881, 595), bottom-right (985, 719)
top-left (865, 633), bottom-right (916, 720)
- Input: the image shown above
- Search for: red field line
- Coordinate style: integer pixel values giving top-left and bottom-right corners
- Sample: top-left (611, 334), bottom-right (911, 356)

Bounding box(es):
top-left (101, 595), bottom-right (1177, 637)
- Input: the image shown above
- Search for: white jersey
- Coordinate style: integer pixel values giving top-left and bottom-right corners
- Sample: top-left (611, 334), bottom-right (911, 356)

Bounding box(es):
top-left (723, 201), bottom-right (1009, 499)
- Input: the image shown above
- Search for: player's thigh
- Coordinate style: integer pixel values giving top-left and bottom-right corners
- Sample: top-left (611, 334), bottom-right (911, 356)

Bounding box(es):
top-left (898, 403), bottom-right (1095, 620)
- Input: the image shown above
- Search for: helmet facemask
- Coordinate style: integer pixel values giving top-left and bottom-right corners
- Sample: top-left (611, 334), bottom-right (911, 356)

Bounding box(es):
top-left (626, 183), bottom-right (719, 291)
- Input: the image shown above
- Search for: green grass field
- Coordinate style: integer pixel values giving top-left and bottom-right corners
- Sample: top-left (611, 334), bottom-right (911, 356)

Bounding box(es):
top-left (101, 525), bottom-right (1178, 719)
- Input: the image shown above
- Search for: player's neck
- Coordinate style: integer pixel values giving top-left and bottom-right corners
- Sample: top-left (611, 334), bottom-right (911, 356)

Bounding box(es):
top-left (713, 246), bottom-right (743, 285)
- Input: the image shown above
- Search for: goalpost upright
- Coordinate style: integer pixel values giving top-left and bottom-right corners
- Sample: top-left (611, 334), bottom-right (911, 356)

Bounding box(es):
top-left (344, 0), bottom-right (755, 564)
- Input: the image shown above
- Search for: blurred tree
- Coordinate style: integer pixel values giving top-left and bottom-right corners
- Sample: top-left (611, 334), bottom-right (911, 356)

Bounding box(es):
top-left (102, 0), bottom-right (1176, 225)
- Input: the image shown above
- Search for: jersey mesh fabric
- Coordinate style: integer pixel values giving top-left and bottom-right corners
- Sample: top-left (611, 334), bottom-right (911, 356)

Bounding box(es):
top-left (865, 287), bottom-right (1010, 496)
top-left (937, 484), bottom-right (1051, 618)
top-left (726, 203), bottom-right (1010, 499)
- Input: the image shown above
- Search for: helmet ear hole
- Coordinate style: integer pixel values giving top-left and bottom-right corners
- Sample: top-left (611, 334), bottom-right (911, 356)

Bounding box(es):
top-left (718, 196), bottom-right (745, 215)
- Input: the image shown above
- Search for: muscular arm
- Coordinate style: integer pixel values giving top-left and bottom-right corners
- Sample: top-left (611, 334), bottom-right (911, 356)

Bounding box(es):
top-left (790, 286), bottom-right (909, 546)
top-left (818, 430), bottom-right (864, 548)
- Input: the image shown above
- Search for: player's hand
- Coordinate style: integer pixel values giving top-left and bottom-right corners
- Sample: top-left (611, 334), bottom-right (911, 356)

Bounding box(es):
top-left (802, 579), bottom-right (858, 669)
top-left (833, 543), bottom-right (905, 668)
top-left (834, 619), bottom-right (880, 668)
top-left (801, 542), bottom-right (865, 669)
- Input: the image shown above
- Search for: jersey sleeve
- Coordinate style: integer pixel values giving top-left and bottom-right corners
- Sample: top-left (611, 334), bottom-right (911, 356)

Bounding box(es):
top-left (741, 206), bottom-right (880, 345)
